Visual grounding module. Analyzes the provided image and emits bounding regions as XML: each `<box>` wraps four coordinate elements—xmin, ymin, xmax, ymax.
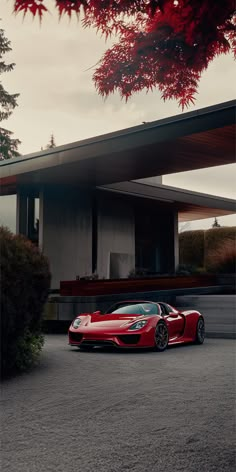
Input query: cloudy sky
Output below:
<box><xmin>1</xmin><ymin>0</ymin><xmax>235</xmax><ymax>231</ymax></box>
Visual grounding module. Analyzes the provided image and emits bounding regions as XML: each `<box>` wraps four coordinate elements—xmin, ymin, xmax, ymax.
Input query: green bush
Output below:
<box><xmin>176</xmin><ymin>264</ymin><xmax>197</xmax><ymax>275</ymax></box>
<box><xmin>15</xmin><ymin>329</ymin><xmax>44</xmax><ymax>371</ymax></box>
<box><xmin>0</xmin><ymin>226</ymin><xmax>51</xmax><ymax>377</ymax></box>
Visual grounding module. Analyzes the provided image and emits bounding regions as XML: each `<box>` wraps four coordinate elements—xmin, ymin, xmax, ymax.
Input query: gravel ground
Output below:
<box><xmin>1</xmin><ymin>336</ymin><xmax>236</xmax><ymax>472</ymax></box>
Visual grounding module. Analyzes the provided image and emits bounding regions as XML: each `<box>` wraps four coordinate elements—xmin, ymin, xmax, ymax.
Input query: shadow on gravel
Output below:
<box><xmin>0</xmin><ymin>360</ymin><xmax>49</xmax><ymax>383</ymax></box>
<box><xmin>68</xmin><ymin>346</ymin><xmax>153</xmax><ymax>355</ymax></box>
<box><xmin>67</xmin><ymin>341</ymin><xmax>204</xmax><ymax>355</ymax></box>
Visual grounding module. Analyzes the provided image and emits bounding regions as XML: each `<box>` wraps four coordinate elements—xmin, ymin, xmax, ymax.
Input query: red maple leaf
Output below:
<box><xmin>13</xmin><ymin>0</ymin><xmax>236</xmax><ymax>107</ymax></box>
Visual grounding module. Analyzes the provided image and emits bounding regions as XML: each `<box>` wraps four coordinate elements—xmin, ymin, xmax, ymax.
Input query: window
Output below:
<box><xmin>159</xmin><ymin>303</ymin><xmax>178</xmax><ymax>315</ymax></box>
<box><xmin>165</xmin><ymin>304</ymin><xmax>179</xmax><ymax>314</ymax></box>
<box><xmin>106</xmin><ymin>302</ymin><xmax>159</xmax><ymax>316</ymax></box>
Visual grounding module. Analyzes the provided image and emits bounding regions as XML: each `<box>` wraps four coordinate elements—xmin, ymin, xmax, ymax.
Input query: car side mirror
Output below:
<box><xmin>168</xmin><ymin>312</ymin><xmax>179</xmax><ymax>318</ymax></box>
<box><xmin>93</xmin><ymin>310</ymin><xmax>102</xmax><ymax>315</ymax></box>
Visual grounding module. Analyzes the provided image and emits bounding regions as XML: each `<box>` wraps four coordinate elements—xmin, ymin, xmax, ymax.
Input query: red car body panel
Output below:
<box><xmin>68</xmin><ymin>300</ymin><xmax>204</xmax><ymax>349</ymax></box>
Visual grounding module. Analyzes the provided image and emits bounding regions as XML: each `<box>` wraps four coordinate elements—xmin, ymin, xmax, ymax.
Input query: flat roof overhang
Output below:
<box><xmin>98</xmin><ymin>181</ymin><xmax>236</xmax><ymax>222</ymax></box>
<box><xmin>0</xmin><ymin>100</ymin><xmax>235</xmax><ymax>196</ymax></box>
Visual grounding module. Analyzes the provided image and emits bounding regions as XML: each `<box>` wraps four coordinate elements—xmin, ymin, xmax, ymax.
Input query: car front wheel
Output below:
<box><xmin>154</xmin><ymin>322</ymin><xmax>169</xmax><ymax>352</ymax></box>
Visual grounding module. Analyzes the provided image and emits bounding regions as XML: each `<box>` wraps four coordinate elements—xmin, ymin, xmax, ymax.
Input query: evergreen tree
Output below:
<box><xmin>0</xmin><ymin>24</ymin><xmax>20</xmax><ymax>160</ymax></box>
<box><xmin>212</xmin><ymin>218</ymin><xmax>221</xmax><ymax>228</ymax></box>
<box><xmin>46</xmin><ymin>134</ymin><xmax>56</xmax><ymax>149</ymax></box>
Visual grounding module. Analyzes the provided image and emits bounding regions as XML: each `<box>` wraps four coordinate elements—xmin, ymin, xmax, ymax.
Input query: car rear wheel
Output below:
<box><xmin>195</xmin><ymin>317</ymin><xmax>205</xmax><ymax>344</ymax></box>
<box><xmin>154</xmin><ymin>322</ymin><xmax>169</xmax><ymax>352</ymax></box>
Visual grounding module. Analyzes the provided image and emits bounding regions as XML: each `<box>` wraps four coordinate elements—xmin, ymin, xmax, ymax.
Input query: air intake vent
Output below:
<box><xmin>118</xmin><ymin>335</ymin><xmax>140</xmax><ymax>345</ymax></box>
<box><xmin>69</xmin><ymin>332</ymin><xmax>83</xmax><ymax>343</ymax></box>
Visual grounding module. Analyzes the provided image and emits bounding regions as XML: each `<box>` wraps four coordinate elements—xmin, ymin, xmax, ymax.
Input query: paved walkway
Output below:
<box><xmin>1</xmin><ymin>336</ymin><xmax>235</xmax><ymax>472</ymax></box>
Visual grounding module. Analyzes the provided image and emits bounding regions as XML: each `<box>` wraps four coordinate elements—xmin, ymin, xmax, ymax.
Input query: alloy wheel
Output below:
<box><xmin>155</xmin><ymin>323</ymin><xmax>168</xmax><ymax>351</ymax></box>
<box><xmin>196</xmin><ymin>318</ymin><xmax>205</xmax><ymax>344</ymax></box>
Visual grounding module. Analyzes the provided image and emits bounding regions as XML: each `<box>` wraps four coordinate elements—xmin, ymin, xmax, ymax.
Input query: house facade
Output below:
<box><xmin>0</xmin><ymin>100</ymin><xmax>235</xmax><ymax>288</ymax></box>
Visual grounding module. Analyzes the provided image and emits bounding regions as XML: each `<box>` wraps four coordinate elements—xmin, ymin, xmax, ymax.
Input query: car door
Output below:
<box><xmin>160</xmin><ymin>304</ymin><xmax>185</xmax><ymax>340</ymax></box>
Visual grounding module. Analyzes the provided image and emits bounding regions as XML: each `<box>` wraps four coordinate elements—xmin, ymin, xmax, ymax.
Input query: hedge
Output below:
<box><xmin>0</xmin><ymin>226</ymin><xmax>51</xmax><ymax>377</ymax></box>
<box><xmin>179</xmin><ymin>226</ymin><xmax>236</xmax><ymax>271</ymax></box>
<box><xmin>206</xmin><ymin>239</ymin><xmax>236</xmax><ymax>273</ymax></box>
<box><xmin>179</xmin><ymin>230</ymin><xmax>204</xmax><ymax>268</ymax></box>
<box><xmin>205</xmin><ymin>227</ymin><xmax>236</xmax><ymax>267</ymax></box>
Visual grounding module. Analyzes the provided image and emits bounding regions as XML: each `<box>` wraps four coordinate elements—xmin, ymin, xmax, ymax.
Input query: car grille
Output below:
<box><xmin>118</xmin><ymin>335</ymin><xmax>141</xmax><ymax>345</ymax></box>
<box><xmin>81</xmin><ymin>340</ymin><xmax>116</xmax><ymax>347</ymax></box>
<box><xmin>69</xmin><ymin>332</ymin><xmax>83</xmax><ymax>343</ymax></box>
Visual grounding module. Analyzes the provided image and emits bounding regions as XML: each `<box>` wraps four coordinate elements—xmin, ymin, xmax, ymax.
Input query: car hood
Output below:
<box><xmin>79</xmin><ymin>313</ymin><xmax>147</xmax><ymax>329</ymax></box>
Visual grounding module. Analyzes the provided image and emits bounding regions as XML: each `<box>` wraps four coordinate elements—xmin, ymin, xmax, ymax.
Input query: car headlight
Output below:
<box><xmin>129</xmin><ymin>320</ymin><xmax>148</xmax><ymax>330</ymax></box>
<box><xmin>72</xmin><ymin>318</ymin><xmax>81</xmax><ymax>329</ymax></box>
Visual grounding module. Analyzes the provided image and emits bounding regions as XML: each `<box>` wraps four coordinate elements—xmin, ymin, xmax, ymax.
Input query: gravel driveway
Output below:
<box><xmin>1</xmin><ymin>336</ymin><xmax>235</xmax><ymax>472</ymax></box>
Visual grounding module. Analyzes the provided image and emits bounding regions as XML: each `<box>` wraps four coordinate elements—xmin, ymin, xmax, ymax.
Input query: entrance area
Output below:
<box><xmin>135</xmin><ymin>200</ymin><xmax>177</xmax><ymax>275</ymax></box>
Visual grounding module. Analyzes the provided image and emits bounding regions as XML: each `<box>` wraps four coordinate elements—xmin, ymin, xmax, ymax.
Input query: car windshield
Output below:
<box><xmin>106</xmin><ymin>303</ymin><xmax>159</xmax><ymax>316</ymax></box>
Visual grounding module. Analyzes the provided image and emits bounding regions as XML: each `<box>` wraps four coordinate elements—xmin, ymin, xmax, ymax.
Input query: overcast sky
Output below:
<box><xmin>1</xmin><ymin>0</ymin><xmax>235</xmax><ymax>232</ymax></box>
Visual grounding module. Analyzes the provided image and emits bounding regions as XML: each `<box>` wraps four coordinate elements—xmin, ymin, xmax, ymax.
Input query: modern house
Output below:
<box><xmin>0</xmin><ymin>100</ymin><xmax>235</xmax><ymax>289</ymax></box>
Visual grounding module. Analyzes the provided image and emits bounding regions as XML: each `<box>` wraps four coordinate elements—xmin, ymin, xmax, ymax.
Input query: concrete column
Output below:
<box><xmin>27</xmin><ymin>197</ymin><xmax>35</xmax><ymax>240</ymax></box>
<box><xmin>165</xmin><ymin>210</ymin><xmax>179</xmax><ymax>272</ymax></box>
<box><xmin>158</xmin><ymin>209</ymin><xmax>179</xmax><ymax>274</ymax></box>
<box><xmin>38</xmin><ymin>188</ymin><xmax>44</xmax><ymax>250</ymax></box>
<box><xmin>16</xmin><ymin>192</ymin><xmax>28</xmax><ymax>236</ymax></box>
<box><xmin>40</xmin><ymin>186</ymin><xmax>93</xmax><ymax>288</ymax></box>
<box><xmin>173</xmin><ymin>211</ymin><xmax>179</xmax><ymax>271</ymax></box>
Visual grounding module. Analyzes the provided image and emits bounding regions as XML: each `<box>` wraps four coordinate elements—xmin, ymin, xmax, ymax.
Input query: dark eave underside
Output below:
<box><xmin>98</xmin><ymin>181</ymin><xmax>236</xmax><ymax>222</ymax></box>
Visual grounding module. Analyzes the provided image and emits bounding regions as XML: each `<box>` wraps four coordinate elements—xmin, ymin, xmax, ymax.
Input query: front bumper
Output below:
<box><xmin>68</xmin><ymin>329</ymin><xmax>154</xmax><ymax>348</ymax></box>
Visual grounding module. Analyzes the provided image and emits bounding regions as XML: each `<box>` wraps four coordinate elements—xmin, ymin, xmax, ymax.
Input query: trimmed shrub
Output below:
<box><xmin>206</xmin><ymin>239</ymin><xmax>236</xmax><ymax>273</ymax></box>
<box><xmin>205</xmin><ymin>226</ymin><xmax>236</xmax><ymax>266</ymax></box>
<box><xmin>175</xmin><ymin>264</ymin><xmax>207</xmax><ymax>275</ymax></box>
<box><xmin>179</xmin><ymin>230</ymin><xmax>204</xmax><ymax>267</ymax></box>
<box><xmin>128</xmin><ymin>267</ymin><xmax>149</xmax><ymax>278</ymax></box>
<box><xmin>179</xmin><ymin>226</ymin><xmax>236</xmax><ymax>270</ymax></box>
<box><xmin>0</xmin><ymin>226</ymin><xmax>51</xmax><ymax>377</ymax></box>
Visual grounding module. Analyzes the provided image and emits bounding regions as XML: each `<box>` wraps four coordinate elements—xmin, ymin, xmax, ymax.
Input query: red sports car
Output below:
<box><xmin>68</xmin><ymin>300</ymin><xmax>205</xmax><ymax>351</ymax></box>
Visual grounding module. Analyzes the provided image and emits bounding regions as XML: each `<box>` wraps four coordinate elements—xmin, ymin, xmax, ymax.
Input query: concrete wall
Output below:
<box><xmin>96</xmin><ymin>193</ymin><xmax>135</xmax><ymax>278</ymax></box>
<box><xmin>45</xmin><ymin>292</ymin><xmax>236</xmax><ymax>339</ymax></box>
<box><xmin>176</xmin><ymin>294</ymin><xmax>236</xmax><ymax>338</ymax></box>
<box><xmin>16</xmin><ymin>186</ymin><xmax>178</xmax><ymax>287</ymax></box>
<box><xmin>40</xmin><ymin>187</ymin><xmax>92</xmax><ymax>288</ymax></box>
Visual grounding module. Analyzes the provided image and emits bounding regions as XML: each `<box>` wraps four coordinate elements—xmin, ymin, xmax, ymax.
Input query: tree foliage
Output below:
<box><xmin>13</xmin><ymin>1</ymin><xmax>236</xmax><ymax>108</ymax></box>
<box><xmin>0</xmin><ymin>226</ymin><xmax>51</xmax><ymax>377</ymax></box>
<box><xmin>0</xmin><ymin>25</ymin><xmax>21</xmax><ymax>159</ymax></box>
<box><xmin>0</xmin><ymin>127</ymin><xmax>21</xmax><ymax>160</ymax></box>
